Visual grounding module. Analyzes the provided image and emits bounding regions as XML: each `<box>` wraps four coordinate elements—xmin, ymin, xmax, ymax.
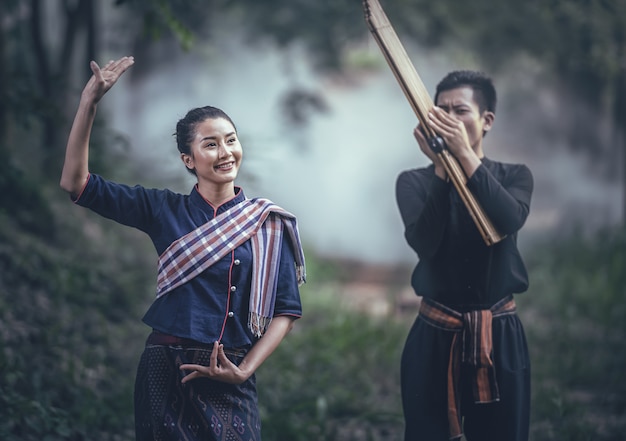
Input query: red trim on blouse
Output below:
<box><xmin>72</xmin><ymin>173</ymin><xmax>92</xmax><ymax>203</ymax></box>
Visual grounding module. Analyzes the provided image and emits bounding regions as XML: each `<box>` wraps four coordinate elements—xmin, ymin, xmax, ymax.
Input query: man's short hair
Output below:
<box><xmin>434</xmin><ymin>70</ymin><xmax>497</xmax><ymax>114</ymax></box>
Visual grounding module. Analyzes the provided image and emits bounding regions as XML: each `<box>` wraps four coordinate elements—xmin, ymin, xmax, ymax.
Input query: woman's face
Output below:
<box><xmin>182</xmin><ymin>117</ymin><xmax>243</xmax><ymax>187</ymax></box>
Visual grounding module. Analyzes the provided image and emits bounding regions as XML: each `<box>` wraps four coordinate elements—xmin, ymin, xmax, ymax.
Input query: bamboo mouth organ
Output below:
<box><xmin>363</xmin><ymin>0</ymin><xmax>505</xmax><ymax>246</ymax></box>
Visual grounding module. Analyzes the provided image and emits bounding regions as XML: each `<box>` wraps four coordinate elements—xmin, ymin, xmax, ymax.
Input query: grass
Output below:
<box><xmin>2</xmin><ymin>186</ymin><xmax>624</xmax><ymax>440</ymax></box>
<box><xmin>257</xmin><ymin>284</ymin><xmax>409</xmax><ymax>441</ymax></box>
<box><xmin>259</xmin><ymin>228</ymin><xmax>626</xmax><ymax>441</ymax></box>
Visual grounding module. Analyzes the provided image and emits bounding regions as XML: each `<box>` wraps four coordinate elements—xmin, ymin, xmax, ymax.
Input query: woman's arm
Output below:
<box><xmin>179</xmin><ymin>315</ymin><xmax>296</xmax><ymax>385</ymax></box>
<box><xmin>60</xmin><ymin>57</ymin><xmax>134</xmax><ymax>198</ymax></box>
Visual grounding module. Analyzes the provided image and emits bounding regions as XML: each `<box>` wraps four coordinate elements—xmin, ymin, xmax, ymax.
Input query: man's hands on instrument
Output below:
<box><xmin>413</xmin><ymin>124</ymin><xmax>447</xmax><ymax>180</ymax></box>
<box><xmin>413</xmin><ymin>106</ymin><xmax>482</xmax><ymax>179</ymax></box>
<box><xmin>427</xmin><ymin>107</ymin><xmax>482</xmax><ymax>177</ymax></box>
<box><xmin>179</xmin><ymin>341</ymin><xmax>250</xmax><ymax>385</ymax></box>
<box><xmin>427</xmin><ymin>107</ymin><xmax>476</xmax><ymax>160</ymax></box>
<box><xmin>82</xmin><ymin>56</ymin><xmax>134</xmax><ymax>104</ymax></box>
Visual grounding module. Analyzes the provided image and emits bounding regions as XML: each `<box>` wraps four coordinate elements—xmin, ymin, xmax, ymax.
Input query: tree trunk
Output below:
<box><xmin>0</xmin><ymin>13</ymin><xmax>7</xmax><ymax>154</ymax></box>
<box><xmin>615</xmin><ymin>59</ymin><xmax>626</xmax><ymax>227</ymax></box>
<box><xmin>30</xmin><ymin>0</ymin><xmax>96</xmax><ymax>179</ymax></box>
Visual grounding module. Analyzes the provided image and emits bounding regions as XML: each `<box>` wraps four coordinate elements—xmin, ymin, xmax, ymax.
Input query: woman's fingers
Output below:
<box><xmin>107</xmin><ymin>56</ymin><xmax>134</xmax><ymax>74</ymax></box>
<box><xmin>179</xmin><ymin>341</ymin><xmax>223</xmax><ymax>383</ymax></box>
<box><xmin>179</xmin><ymin>364</ymin><xmax>204</xmax><ymax>384</ymax></box>
<box><xmin>92</xmin><ymin>56</ymin><xmax>134</xmax><ymax>80</ymax></box>
<box><xmin>89</xmin><ymin>60</ymin><xmax>100</xmax><ymax>75</ymax></box>
<box><xmin>209</xmin><ymin>341</ymin><xmax>220</xmax><ymax>367</ymax></box>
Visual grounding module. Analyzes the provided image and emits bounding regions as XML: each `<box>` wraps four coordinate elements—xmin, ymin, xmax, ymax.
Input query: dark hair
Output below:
<box><xmin>434</xmin><ymin>70</ymin><xmax>497</xmax><ymax>114</ymax></box>
<box><xmin>175</xmin><ymin>106</ymin><xmax>237</xmax><ymax>156</ymax></box>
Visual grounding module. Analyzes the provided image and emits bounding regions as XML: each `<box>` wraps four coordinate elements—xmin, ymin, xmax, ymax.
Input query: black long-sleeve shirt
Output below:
<box><xmin>396</xmin><ymin>157</ymin><xmax>533</xmax><ymax>309</ymax></box>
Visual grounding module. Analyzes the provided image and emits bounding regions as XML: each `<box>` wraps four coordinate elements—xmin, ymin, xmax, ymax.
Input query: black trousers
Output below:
<box><xmin>401</xmin><ymin>309</ymin><xmax>530</xmax><ymax>441</ymax></box>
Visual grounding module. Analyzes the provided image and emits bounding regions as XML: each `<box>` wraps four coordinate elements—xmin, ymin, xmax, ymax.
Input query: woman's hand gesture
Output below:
<box><xmin>179</xmin><ymin>342</ymin><xmax>250</xmax><ymax>385</ymax></box>
<box><xmin>82</xmin><ymin>56</ymin><xmax>134</xmax><ymax>104</ymax></box>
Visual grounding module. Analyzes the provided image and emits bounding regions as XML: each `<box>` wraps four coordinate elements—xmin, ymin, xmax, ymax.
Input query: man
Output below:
<box><xmin>395</xmin><ymin>70</ymin><xmax>533</xmax><ymax>441</ymax></box>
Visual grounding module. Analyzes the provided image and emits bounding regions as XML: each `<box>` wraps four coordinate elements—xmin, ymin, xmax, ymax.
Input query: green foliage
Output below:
<box><xmin>2</xmin><ymin>1</ymin><xmax>624</xmax><ymax>439</ymax></box>
<box><xmin>2</xmin><ymin>170</ymin><xmax>625</xmax><ymax>440</ymax></box>
<box><xmin>398</xmin><ymin>0</ymin><xmax>626</xmax><ymax>164</ymax></box>
<box><xmin>231</xmin><ymin>0</ymin><xmax>366</xmax><ymax>71</ymax></box>
<box><xmin>0</xmin><ymin>182</ymin><xmax>153</xmax><ymax>440</ymax></box>
<box><xmin>0</xmin><ymin>154</ymin><xmax>623</xmax><ymax>440</ymax></box>
<box><xmin>0</xmin><ymin>155</ymin><xmax>54</xmax><ymax>237</ymax></box>
<box><xmin>138</xmin><ymin>0</ymin><xmax>196</xmax><ymax>50</ymax></box>
<box><xmin>519</xmin><ymin>227</ymin><xmax>626</xmax><ymax>440</ymax></box>
<box><xmin>257</xmin><ymin>285</ymin><xmax>408</xmax><ymax>441</ymax></box>
<box><xmin>391</xmin><ymin>0</ymin><xmax>625</xmax><ymax>94</ymax></box>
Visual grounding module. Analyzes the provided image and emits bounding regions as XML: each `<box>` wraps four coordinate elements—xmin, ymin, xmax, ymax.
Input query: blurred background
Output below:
<box><xmin>1</xmin><ymin>0</ymin><xmax>624</xmax><ymax>440</ymax></box>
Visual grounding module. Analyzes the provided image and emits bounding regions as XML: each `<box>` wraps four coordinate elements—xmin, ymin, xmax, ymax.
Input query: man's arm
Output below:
<box><xmin>468</xmin><ymin>164</ymin><xmax>533</xmax><ymax>235</ymax></box>
<box><xmin>396</xmin><ymin>169</ymin><xmax>450</xmax><ymax>259</ymax></box>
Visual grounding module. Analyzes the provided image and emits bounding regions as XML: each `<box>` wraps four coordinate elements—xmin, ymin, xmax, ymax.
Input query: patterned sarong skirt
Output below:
<box><xmin>134</xmin><ymin>334</ymin><xmax>261</xmax><ymax>441</ymax></box>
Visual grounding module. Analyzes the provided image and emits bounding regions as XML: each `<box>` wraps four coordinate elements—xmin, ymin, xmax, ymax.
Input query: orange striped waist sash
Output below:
<box><xmin>418</xmin><ymin>295</ymin><xmax>517</xmax><ymax>439</ymax></box>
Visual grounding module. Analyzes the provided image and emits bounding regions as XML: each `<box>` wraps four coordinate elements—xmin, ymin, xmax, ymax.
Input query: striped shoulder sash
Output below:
<box><xmin>156</xmin><ymin>198</ymin><xmax>306</xmax><ymax>337</ymax></box>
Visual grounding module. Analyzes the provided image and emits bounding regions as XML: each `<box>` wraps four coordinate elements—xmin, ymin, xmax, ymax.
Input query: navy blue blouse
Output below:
<box><xmin>74</xmin><ymin>174</ymin><xmax>302</xmax><ymax>347</ymax></box>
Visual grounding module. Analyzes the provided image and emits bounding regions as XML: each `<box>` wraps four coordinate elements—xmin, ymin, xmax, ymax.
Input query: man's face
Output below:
<box><xmin>436</xmin><ymin>86</ymin><xmax>494</xmax><ymax>151</ymax></box>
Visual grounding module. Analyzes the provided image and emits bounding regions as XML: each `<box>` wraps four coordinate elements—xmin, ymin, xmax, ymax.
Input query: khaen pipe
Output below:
<box><xmin>363</xmin><ymin>0</ymin><xmax>504</xmax><ymax>246</ymax></box>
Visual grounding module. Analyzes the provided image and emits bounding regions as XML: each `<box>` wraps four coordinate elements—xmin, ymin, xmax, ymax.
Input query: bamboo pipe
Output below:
<box><xmin>363</xmin><ymin>0</ymin><xmax>505</xmax><ymax>246</ymax></box>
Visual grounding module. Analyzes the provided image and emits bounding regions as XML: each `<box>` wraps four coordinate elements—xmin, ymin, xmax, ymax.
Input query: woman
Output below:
<box><xmin>60</xmin><ymin>56</ymin><xmax>305</xmax><ymax>441</ymax></box>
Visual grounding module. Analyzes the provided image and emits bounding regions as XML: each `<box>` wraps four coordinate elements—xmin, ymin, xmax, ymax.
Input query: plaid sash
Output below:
<box><xmin>156</xmin><ymin>198</ymin><xmax>306</xmax><ymax>337</ymax></box>
<box><xmin>418</xmin><ymin>295</ymin><xmax>517</xmax><ymax>439</ymax></box>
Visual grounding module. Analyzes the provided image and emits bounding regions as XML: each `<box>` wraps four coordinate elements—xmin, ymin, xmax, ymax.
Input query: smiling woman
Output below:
<box><xmin>59</xmin><ymin>56</ymin><xmax>306</xmax><ymax>441</ymax></box>
<box><xmin>177</xmin><ymin>107</ymin><xmax>243</xmax><ymax>205</ymax></box>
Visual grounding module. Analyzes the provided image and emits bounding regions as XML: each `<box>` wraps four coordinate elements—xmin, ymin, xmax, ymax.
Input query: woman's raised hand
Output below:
<box><xmin>82</xmin><ymin>56</ymin><xmax>134</xmax><ymax>104</ymax></box>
